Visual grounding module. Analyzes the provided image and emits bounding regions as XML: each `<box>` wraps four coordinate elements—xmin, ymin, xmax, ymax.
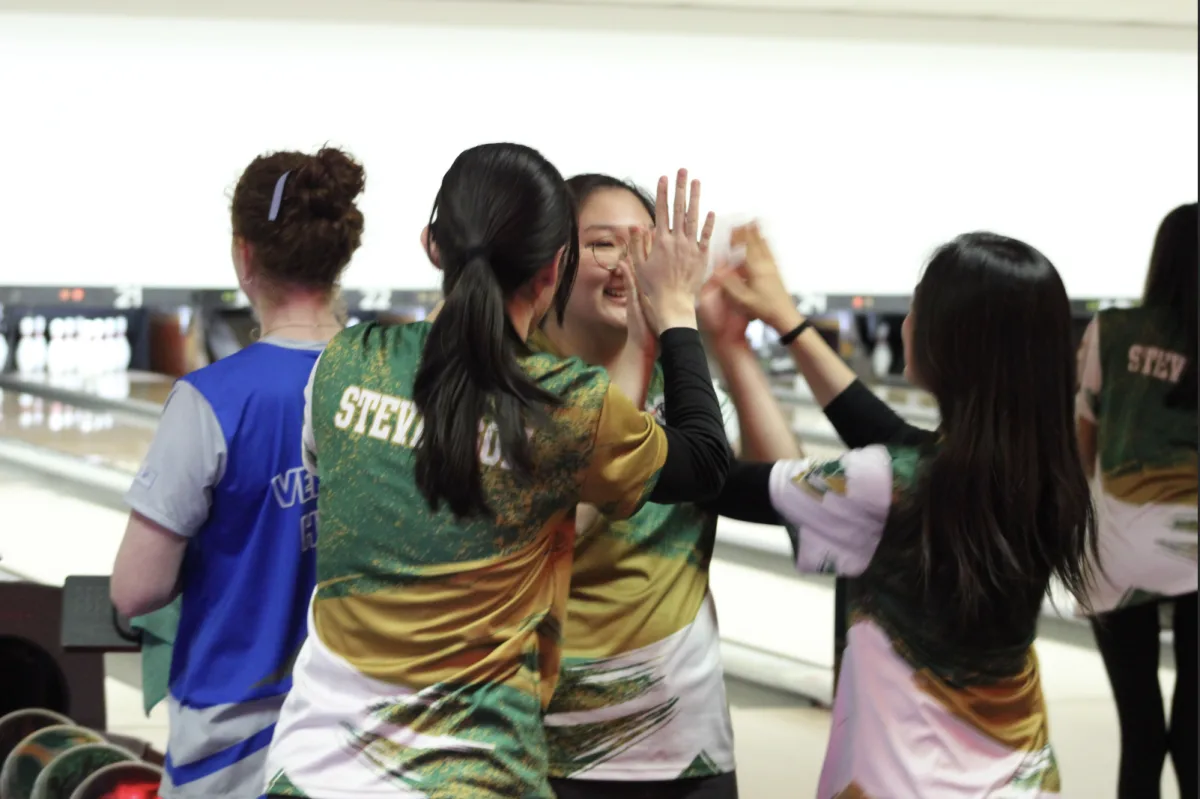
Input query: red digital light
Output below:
<box><xmin>72</xmin><ymin>288</ymin><xmax>84</xmax><ymax>301</ymax></box>
<box><xmin>852</xmin><ymin>296</ymin><xmax>864</xmax><ymax>309</ymax></box>
<box><xmin>58</xmin><ymin>288</ymin><xmax>70</xmax><ymax>302</ymax></box>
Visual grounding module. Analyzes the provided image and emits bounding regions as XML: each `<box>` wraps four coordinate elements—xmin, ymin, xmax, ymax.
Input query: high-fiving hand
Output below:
<box><xmin>714</xmin><ymin>222</ymin><xmax>803</xmax><ymax>334</ymax></box>
<box><xmin>628</xmin><ymin>169</ymin><xmax>716</xmax><ymax>334</ymax></box>
<box><xmin>698</xmin><ymin>260</ymin><xmax>752</xmax><ymax>349</ymax></box>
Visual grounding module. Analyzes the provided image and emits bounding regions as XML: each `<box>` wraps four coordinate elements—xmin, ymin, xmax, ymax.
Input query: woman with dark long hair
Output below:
<box><xmin>532</xmin><ymin>174</ymin><xmax>780</xmax><ymax>799</ymax></box>
<box><xmin>260</xmin><ymin>147</ymin><xmax>731</xmax><ymax>798</ymax></box>
<box><xmin>706</xmin><ymin>224</ymin><xmax>1098</xmax><ymax>796</ymax></box>
<box><xmin>1075</xmin><ymin>203</ymin><xmax>1197</xmax><ymax>799</ymax></box>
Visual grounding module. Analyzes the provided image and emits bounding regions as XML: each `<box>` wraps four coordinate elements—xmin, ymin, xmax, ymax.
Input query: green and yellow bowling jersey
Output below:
<box><xmin>263</xmin><ymin>321</ymin><xmax>670</xmax><ymax>799</ymax></box>
<box><xmin>1076</xmin><ymin>307</ymin><xmax>1197</xmax><ymax>613</ymax></box>
<box><xmin>530</xmin><ymin>330</ymin><xmax>739</xmax><ymax>782</ymax></box>
<box><xmin>766</xmin><ymin>448</ymin><xmax>1060</xmax><ymax>796</ymax></box>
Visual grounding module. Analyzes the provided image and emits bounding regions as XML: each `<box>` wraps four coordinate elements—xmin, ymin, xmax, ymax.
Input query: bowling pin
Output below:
<box><xmin>31</xmin><ymin>316</ymin><xmax>47</xmax><ymax>372</ymax></box>
<box><xmin>46</xmin><ymin>319</ymin><xmax>66</xmax><ymax>375</ymax></box>
<box><xmin>91</xmin><ymin>318</ymin><xmax>108</xmax><ymax>375</ymax></box>
<box><xmin>74</xmin><ymin>316</ymin><xmax>89</xmax><ymax>374</ymax></box>
<box><xmin>63</xmin><ymin>317</ymin><xmax>81</xmax><ymax>375</ymax></box>
<box><xmin>80</xmin><ymin>318</ymin><xmax>98</xmax><ymax>376</ymax></box>
<box><xmin>14</xmin><ymin>317</ymin><xmax>35</xmax><ymax>374</ymax></box>
<box><xmin>872</xmin><ymin>322</ymin><xmax>892</xmax><ymax>379</ymax></box>
<box><xmin>115</xmin><ymin>316</ymin><xmax>132</xmax><ymax>371</ymax></box>
<box><xmin>74</xmin><ymin>318</ymin><xmax>91</xmax><ymax>376</ymax></box>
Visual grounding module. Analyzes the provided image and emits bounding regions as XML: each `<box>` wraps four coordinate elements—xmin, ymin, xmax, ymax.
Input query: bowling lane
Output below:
<box><xmin>0</xmin><ymin>462</ymin><xmax>128</xmax><ymax>586</ymax></box>
<box><xmin>0</xmin><ymin>371</ymin><xmax>172</xmax><ymax>417</ymax></box>
<box><xmin>768</xmin><ymin>376</ymin><xmax>940</xmax><ymax>428</ymax></box>
<box><xmin>0</xmin><ymin>389</ymin><xmax>153</xmax><ymax>474</ymax></box>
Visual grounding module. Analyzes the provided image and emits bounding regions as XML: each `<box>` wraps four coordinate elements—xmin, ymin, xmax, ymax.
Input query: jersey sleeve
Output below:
<box><xmin>579</xmin><ymin>382</ymin><xmax>668</xmax><ymax>521</ymax></box>
<box><xmin>767</xmin><ymin>445</ymin><xmax>895</xmax><ymax>577</ymax></box>
<box><xmin>1075</xmin><ymin>316</ymin><xmax>1102</xmax><ymax>423</ymax></box>
<box><xmin>124</xmin><ymin>381</ymin><xmax>227</xmax><ymax>538</ymax></box>
<box><xmin>301</xmin><ymin>355</ymin><xmax>320</xmax><ymax>476</ymax></box>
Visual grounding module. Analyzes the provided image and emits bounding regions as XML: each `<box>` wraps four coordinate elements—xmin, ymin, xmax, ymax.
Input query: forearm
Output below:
<box><xmin>111</xmin><ymin>512</ymin><xmax>187</xmax><ymax>619</ymax></box>
<box><xmin>768</xmin><ymin>311</ymin><xmax>922</xmax><ymax>448</ymax></box>
<box><xmin>758</xmin><ymin>302</ymin><xmax>857</xmax><ymax>409</ymax></box>
<box><xmin>784</xmin><ymin>325</ymin><xmax>858</xmax><ymax>410</ymax></box>
<box><xmin>609</xmin><ymin>338</ymin><xmax>657</xmax><ymax>409</ymax></box>
<box><xmin>712</xmin><ymin>340</ymin><xmax>801</xmax><ymax>460</ymax></box>
<box><xmin>648</xmin><ymin>329</ymin><xmax>732</xmax><ymax>504</ymax></box>
<box><xmin>824</xmin><ymin>379</ymin><xmax>933</xmax><ymax>449</ymax></box>
<box><xmin>703</xmin><ymin>460</ymin><xmax>781</xmax><ymax>525</ymax></box>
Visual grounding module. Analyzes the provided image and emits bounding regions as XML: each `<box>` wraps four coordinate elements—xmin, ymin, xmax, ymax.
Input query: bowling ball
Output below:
<box><xmin>0</xmin><ymin>710</ymin><xmax>74</xmax><ymax>777</ymax></box>
<box><xmin>0</xmin><ymin>725</ymin><xmax>105</xmax><ymax>799</ymax></box>
<box><xmin>31</xmin><ymin>743</ymin><xmax>135</xmax><ymax>799</ymax></box>
<box><xmin>65</xmin><ymin>760</ymin><xmax>162</xmax><ymax>799</ymax></box>
<box><xmin>98</xmin><ymin>785</ymin><xmax>157</xmax><ymax>799</ymax></box>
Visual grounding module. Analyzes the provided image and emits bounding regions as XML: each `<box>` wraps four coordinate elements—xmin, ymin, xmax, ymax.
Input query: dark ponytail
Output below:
<box><xmin>413</xmin><ymin>143</ymin><xmax>579</xmax><ymax>519</ymax></box>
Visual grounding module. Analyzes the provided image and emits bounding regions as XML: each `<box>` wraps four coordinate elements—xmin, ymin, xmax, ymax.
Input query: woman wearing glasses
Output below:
<box><xmin>534</xmin><ymin>174</ymin><xmax>797</xmax><ymax>799</ymax></box>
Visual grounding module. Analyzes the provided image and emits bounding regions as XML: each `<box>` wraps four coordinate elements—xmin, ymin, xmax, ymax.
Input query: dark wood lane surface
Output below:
<box><xmin>0</xmin><ymin>389</ymin><xmax>154</xmax><ymax>474</ymax></box>
<box><xmin>0</xmin><ymin>371</ymin><xmax>173</xmax><ymax>416</ymax></box>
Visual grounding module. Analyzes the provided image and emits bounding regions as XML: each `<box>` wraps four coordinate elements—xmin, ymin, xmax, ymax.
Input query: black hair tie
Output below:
<box><xmin>462</xmin><ymin>246</ymin><xmax>490</xmax><ymax>262</ymax></box>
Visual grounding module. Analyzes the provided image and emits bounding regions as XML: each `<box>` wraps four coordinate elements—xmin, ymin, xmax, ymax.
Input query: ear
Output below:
<box><xmin>420</xmin><ymin>225</ymin><xmax>442</xmax><ymax>270</ymax></box>
<box><xmin>532</xmin><ymin>247</ymin><xmax>564</xmax><ymax>296</ymax></box>
<box><xmin>232</xmin><ymin>236</ymin><xmax>255</xmax><ymax>284</ymax></box>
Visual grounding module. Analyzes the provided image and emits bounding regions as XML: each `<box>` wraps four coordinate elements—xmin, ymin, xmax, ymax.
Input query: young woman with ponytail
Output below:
<box><xmin>261</xmin><ymin>144</ymin><xmax>731</xmax><ymax>799</ymax></box>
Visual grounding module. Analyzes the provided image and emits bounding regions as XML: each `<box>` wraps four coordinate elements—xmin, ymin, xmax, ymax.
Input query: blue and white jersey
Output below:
<box><xmin>125</xmin><ymin>337</ymin><xmax>324</xmax><ymax>799</ymax></box>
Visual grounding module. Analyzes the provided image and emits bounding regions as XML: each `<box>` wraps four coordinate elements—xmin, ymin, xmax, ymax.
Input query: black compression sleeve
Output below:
<box><xmin>823</xmin><ymin>379</ymin><xmax>936</xmax><ymax>449</ymax></box>
<box><xmin>646</xmin><ymin>328</ymin><xmax>732</xmax><ymax>504</ymax></box>
<box><xmin>703</xmin><ymin>460</ymin><xmax>779</xmax><ymax>524</ymax></box>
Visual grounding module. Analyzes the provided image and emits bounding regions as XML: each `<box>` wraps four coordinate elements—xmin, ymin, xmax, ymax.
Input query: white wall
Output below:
<box><xmin>0</xmin><ymin>11</ymin><xmax>1195</xmax><ymax>295</ymax></box>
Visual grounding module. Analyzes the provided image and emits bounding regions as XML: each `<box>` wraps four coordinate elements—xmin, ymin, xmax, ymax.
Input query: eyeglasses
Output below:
<box><xmin>587</xmin><ymin>242</ymin><xmax>628</xmax><ymax>270</ymax></box>
<box><xmin>587</xmin><ymin>236</ymin><xmax>653</xmax><ymax>270</ymax></box>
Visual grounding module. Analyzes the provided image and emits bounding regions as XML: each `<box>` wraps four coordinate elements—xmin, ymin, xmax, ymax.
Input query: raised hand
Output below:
<box><xmin>628</xmin><ymin>169</ymin><xmax>716</xmax><ymax>334</ymax></box>
<box><xmin>613</xmin><ymin>260</ymin><xmax>656</xmax><ymax>362</ymax></box>
<box><xmin>715</xmin><ymin>222</ymin><xmax>802</xmax><ymax>333</ymax></box>
<box><xmin>698</xmin><ymin>261</ymin><xmax>751</xmax><ymax>349</ymax></box>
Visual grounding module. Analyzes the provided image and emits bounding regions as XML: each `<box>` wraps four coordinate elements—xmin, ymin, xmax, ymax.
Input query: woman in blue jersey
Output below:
<box><xmin>110</xmin><ymin>146</ymin><xmax>367</xmax><ymax>799</ymax></box>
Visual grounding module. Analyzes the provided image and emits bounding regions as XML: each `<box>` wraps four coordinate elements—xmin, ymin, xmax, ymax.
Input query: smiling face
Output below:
<box><xmin>566</xmin><ymin>188</ymin><xmax>655</xmax><ymax>334</ymax></box>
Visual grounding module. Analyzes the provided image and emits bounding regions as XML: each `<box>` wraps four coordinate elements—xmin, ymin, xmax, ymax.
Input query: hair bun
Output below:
<box><xmin>294</xmin><ymin>146</ymin><xmax>366</xmax><ymax>221</ymax></box>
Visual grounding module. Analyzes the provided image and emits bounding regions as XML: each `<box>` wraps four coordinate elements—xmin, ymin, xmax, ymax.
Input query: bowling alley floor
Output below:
<box><xmin>0</xmin><ymin>461</ymin><xmax>1184</xmax><ymax>798</ymax></box>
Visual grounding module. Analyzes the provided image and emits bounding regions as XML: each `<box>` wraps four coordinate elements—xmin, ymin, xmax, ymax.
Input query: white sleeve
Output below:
<box><xmin>124</xmin><ymin>381</ymin><xmax>227</xmax><ymax>537</ymax></box>
<box><xmin>1075</xmin><ymin>316</ymin><xmax>1102</xmax><ymax>423</ymax></box>
<box><xmin>301</xmin><ymin>355</ymin><xmax>320</xmax><ymax>476</ymax></box>
<box><xmin>767</xmin><ymin>445</ymin><xmax>895</xmax><ymax>577</ymax></box>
